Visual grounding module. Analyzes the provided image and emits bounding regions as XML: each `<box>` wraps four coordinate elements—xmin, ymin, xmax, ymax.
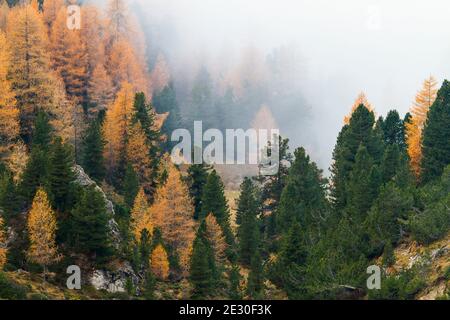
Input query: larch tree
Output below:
<box><xmin>27</xmin><ymin>188</ymin><xmax>60</xmax><ymax>278</ymax></box>
<box><xmin>6</xmin><ymin>5</ymin><xmax>58</xmax><ymax>140</ymax></box>
<box><xmin>126</xmin><ymin>121</ymin><xmax>153</xmax><ymax>193</ymax></box>
<box><xmin>7</xmin><ymin>140</ymin><xmax>28</xmax><ymax>183</ymax></box>
<box><xmin>88</xmin><ymin>64</ymin><xmax>114</xmax><ymax>118</ymax></box>
<box><xmin>406</xmin><ymin>76</ymin><xmax>438</xmax><ymax>180</ymax></box>
<box><xmin>50</xmin><ymin>8</ymin><xmax>88</xmax><ymax>105</ymax></box>
<box><xmin>344</xmin><ymin>92</ymin><xmax>375</xmax><ymax>124</ymax></box>
<box><xmin>205</xmin><ymin>213</ymin><xmax>227</xmax><ymax>264</ymax></box>
<box><xmin>103</xmin><ymin>82</ymin><xmax>135</xmax><ymax>174</ymax></box>
<box><xmin>149</xmin><ymin>162</ymin><xmax>195</xmax><ymax>274</ymax></box>
<box><xmin>151</xmin><ymin>53</ymin><xmax>170</xmax><ymax>94</ymax></box>
<box><xmin>150</xmin><ymin>244</ymin><xmax>170</xmax><ymax>280</ymax></box>
<box><xmin>106</xmin><ymin>0</ymin><xmax>130</xmax><ymax>46</ymax></box>
<box><xmin>42</xmin><ymin>0</ymin><xmax>64</xmax><ymax>30</ymax></box>
<box><xmin>130</xmin><ymin>187</ymin><xmax>153</xmax><ymax>242</ymax></box>
<box><xmin>0</xmin><ymin>31</ymin><xmax>20</xmax><ymax>159</ymax></box>
<box><xmin>0</xmin><ymin>1</ymin><xmax>9</xmax><ymax>31</ymax></box>
<box><xmin>80</xmin><ymin>4</ymin><xmax>106</xmax><ymax>74</ymax></box>
<box><xmin>0</xmin><ymin>214</ymin><xmax>7</xmax><ymax>270</ymax></box>
<box><xmin>107</xmin><ymin>39</ymin><xmax>149</xmax><ymax>96</ymax></box>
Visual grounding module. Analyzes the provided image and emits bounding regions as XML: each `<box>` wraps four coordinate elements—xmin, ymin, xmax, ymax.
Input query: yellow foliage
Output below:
<box><xmin>126</xmin><ymin>122</ymin><xmax>153</xmax><ymax>191</ymax></box>
<box><xmin>149</xmin><ymin>163</ymin><xmax>195</xmax><ymax>274</ymax></box>
<box><xmin>103</xmin><ymin>82</ymin><xmax>135</xmax><ymax>172</ymax></box>
<box><xmin>0</xmin><ymin>1</ymin><xmax>9</xmax><ymax>31</ymax></box>
<box><xmin>50</xmin><ymin>8</ymin><xmax>88</xmax><ymax>105</ymax></box>
<box><xmin>6</xmin><ymin>140</ymin><xmax>29</xmax><ymax>183</ymax></box>
<box><xmin>344</xmin><ymin>92</ymin><xmax>375</xmax><ymax>124</ymax></box>
<box><xmin>0</xmin><ymin>215</ymin><xmax>7</xmax><ymax>270</ymax></box>
<box><xmin>151</xmin><ymin>53</ymin><xmax>170</xmax><ymax>93</ymax></box>
<box><xmin>0</xmin><ymin>31</ymin><xmax>19</xmax><ymax>158</ymax></box>
<box><xmin>27</xmin><ymin>188</ymin><xmax>61</xmax><ymax>268</ymax></box>
<box><xmin>205</xmin><ymin>213</ymin><xmax>227</xmax><ymax>263</ymax></box>
<box><xmin>130</xmin><ymin>187</ymin><xmax>153</xmax><ymax>242</ymax></box>
<box><xmin>150</xmin><ymin>244</ymin><xmax>170</xmax><ymax>280</ymax></box>
<box><xmin>43</xmin><ymin>0</ymin><xmax>64</xmax><ymax>30</ymax></box>
<box><xmin>406</xmin><ymin>76</ymin><xmax>438</xmax><ymax>180</ymax></box>
<box><xmin>88</xmin><ymin>64</ymin><xmax>114</xmax><ymax>118</ymax></box>
<box><xmin>6</xmin><ymin>5</ymin><xmax>59</xmax><ymax>137</ymax></box>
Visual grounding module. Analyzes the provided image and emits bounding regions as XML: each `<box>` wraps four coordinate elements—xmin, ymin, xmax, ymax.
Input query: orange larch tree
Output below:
<box><xmin>150</xmin><ymin>244</ymin><xmax>170</xmax><ymax>280</ymax></box>
<box><xmin>50</xmin><ymin>8</ymin><xmax>88</xmax><ymax>105</ymax></box>
<box><xmin>42</xmin><ymin>0</ymin><xmax>64</xmax><ymax>30</ymax></box>
<box><xmin>103</xmin><ymin>82</ymin><xmax>135</xmax><ymax>173</ymax></box>
<box><xmin>27</xmin><ymin>188</ymin><xmax>61</xmax><ymax>279</ymax></box>
<box><xmin>88</xmin><ymin>64</ymin><xmax>115</xmax><ymax>118</ymax></box>
<box><xmin>6</xmin><ymin>5</ymin><xmax>58</xmax><ymax>138</ymax></box>
<box><xmin>205</xmin><ymin>213</ymin><xmax>227</xmax><ymax>264</ymax></box>
<box><xmin>130</xmin><ymin>187</ymin><xmax>153</xmax><ymax>242</ymax></box>
<box><xmin>0</xmin><ymin>30</ymin><xmax>20</xmax><ymax>159</ymax></box>
<box><xmin>406</xmin><ymin>76</ymin><xmax>438</xmax><ymax>179</ymax></box>
<box><xmin>149</xmin><ymin>162</ymin><xmax>196</xmax><ymax>274</ymax></box>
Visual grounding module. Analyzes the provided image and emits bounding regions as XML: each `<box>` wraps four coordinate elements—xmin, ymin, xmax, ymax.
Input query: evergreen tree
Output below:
<box><xmin>47</xmin><ymin>137</ymin><xmax>75</xmax><ymax>212</ymax></box>
<box><xmin>276</xmin><ymin>147</ymin><xmax>328</xmax><ymax>236</ymax></box>
<box><xmin>246</xmin><ymin>249</ymin><xmax>264</xmax><ymax>299</ymax></box>
<box><xmin>200</xmin><ymin>170</ymin><xmax>234</xmax><ymax>247</ymax></box>
<box><xmin>32</xmin><ymin>111</ymin><xmax>52</xmax><ymax>151</ymax></box>
<box><xmin>187</xmin><ymin>161</ymin><xmax>211</xmax><ymax>220</ymax></box>
<box><xmin>19</xmin><ymin>148</ymin><xmax>49</xmax><ymax>205</ymax></box>
<box><xmin>275</xmin><ymin>222</ymin><xmax>308</xmax><ymax>299</ymax></box>
<box><xmin>82</xmin><ymin>119</ymin><xmax>106</xmax><ymax>182</ymax></box>
<box><xmin>70</xmin><ymin>186</ymin><xmax>112</xmax><ymax>264</ymax></box>
<box><xmin>152</xmin><ymin>82</ymin><xmax>181</xmax><ymax>152</ymax></box>
<box><xmin>236</xmin><ymin>178</ymin><xmax>260</xmax><ymax>266</ymax></box>
<box><xmin>0</xmin><ymin>170</ymin><xmax>19</xmax><ymax>218</ymax></box>
<box><xmin>330</xmin><ymin>105</ymin><xmax>383</xmax><ymax>211</ymax></box>
<box><xmin>421</xmin><ymin>80</ymin><xmax>450</xmax><ymax>184</ymax></box>
<box><xmin>228</xmin><ymin>264</ymin><xmax>243</xmax><ymax>300</ymax></box>
<box><xmin>190</xmin><ymin>221</ymin><xmax>215</xmax><ymax>299</ymax></box>
<box><xmin>123</xmin><ymin>164</ymin><xmax>139</xmax><ymax>208</ymax></box>
<box><xmin>380</xmin><ymin>110</ymin><xmax>407</xmax><ymax>150</ymax></box>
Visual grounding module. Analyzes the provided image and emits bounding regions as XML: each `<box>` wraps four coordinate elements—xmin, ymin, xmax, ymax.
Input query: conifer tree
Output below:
<box><xmin>200</xmin><ymin>170</ymin><xmax>234</xmax><ymax>247</ymax></box>
<box><xmin>236</xmin><ymin>178</ymin><xmax>260</xmax><ymax>266</ymax></box>
<box><xmin>0</xmin><ymin>31</ymin><xmax>19</xmax><ymax>159</ymax></box>
<box><xmin>150</xmin><ymin>244</ymin><xmax>170</xmax><ymax>280</ymax></box>
<box><xmin>344</xmin><ymin>92</ymin><xmax>374</xmax><ymax>124</ymax></box>
<box><xmin>27</xmin><ymin>188</ymin><xmax>60</xmax><ymax>278</ymax></box>
<box><xmin>380</xmin><ymin>110</ymin><xmax>406</xmax><ymax>149</ymax></box>
<box><xmin>130</xmin><ymin>187</ymin><xmax>153</xmax><ymax>243</ymax></box>
<box><xmin>274</xmin><ymin>222</ymin><xmax>308</xmax><ymax>299</ymax></box>
<box><xmin>82</xmin><ymin>119</ymin><xmax>106</xmax><ymax>182</ymax></box>
<box><xmin>70</xmin><ymin>185</ymin><xmax>112</xmax><ymax>263</ymax></box>
<box><xmin>205</xmin><ymin>213</ymin><xmax>227</xmax><ymax>264</ymax></box>
<box><xmin>421</xmin><ymin>80</ymin><xmax>450</xmax><ymax>184</ymax></box>
<box><xmin>123</xmin><ymin>164</ymin><xmax>139</xmax><ymax>208</ymax></box>
<box><xmin>32</xmin><ymin>111</ymin><xmax>52</xmax><ymax>151</ymax></box>
<box><xmin>187</xmin><ymin>162</ymin><xmax>211</xmax><ymax>220</ymax></box>
<box><xmin>149</xmin><ymin>163</ymin><xmax>195</xmax><ymax>272</ymax></box>
<box><xmin>19</xmin><ymin>148</ymin><xmax>49</xmax><ymax>205</ymax></box>
<box><xmin>228</xmin><ymin>265</ymin><xmax>243</xmax><ymax>300</ymax></box>
<box><xmin>6</xmin><ymin>5</ymin><xmax>58</xmax><ymax>140</ymax></box>
<box><xmin>406</xmin><ymin>76</ymin><xmax>438</xmax><ymax>180</ymax></box>
<box><xmin>190</xmin><ymin>221</ymin><xmax>215</xmax><ymax>299</ymax></box>
<box><xmin>152</xmin><ymin>82</ymin><xmax>181</xmax><ymax>151</ymax></box>
<box><xmin>246</xmin><ymin>249</ymin><xmax>264</xmax><ymax>299</ymax></box>
<box><xmin>88</xmin><ymin>64</ymin><xmax>114</xmax><ymax>118</ymax></box>
<box><xmin>0</xmin><ymin>170</ymin><xmax>19</xmax><ymax>218</ymax></box>
<box><xmin>47</xmin><ymin>137</ymin><xmax>75</xmax><ymax>212</ymax></box>
<box><xmin>276</xmin><ymin>148</ymin><xmax>328</xmax><ymax>236</ymax></box>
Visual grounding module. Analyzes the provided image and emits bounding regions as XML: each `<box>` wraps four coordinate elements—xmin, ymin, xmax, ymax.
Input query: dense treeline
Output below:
<box><xmin>0</xmin><ymin>0</ymin><xmax>449</xmax><ymax>300</ymax></box>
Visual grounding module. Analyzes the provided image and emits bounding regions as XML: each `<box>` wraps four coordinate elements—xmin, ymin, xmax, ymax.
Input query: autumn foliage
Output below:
<box><xmin>27</xmin><ymin>188</ymin><xmax>60</xmax><ymax>270</ymax></box>
<box><xmin>150</xmin><ymin>244</ymin><xmax>170</xmax><ymax>280</ymax></box>
<box><xmin>130</xmin><ymin>187</ymin><xmax>153</xmax><ymax>242</ymax></box>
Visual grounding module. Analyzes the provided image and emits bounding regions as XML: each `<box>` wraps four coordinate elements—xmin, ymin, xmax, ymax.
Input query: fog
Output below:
<box><xmin>126</xmin><ymin>0</ymin><xmax>450</xmax><ymax>171</ymax></box>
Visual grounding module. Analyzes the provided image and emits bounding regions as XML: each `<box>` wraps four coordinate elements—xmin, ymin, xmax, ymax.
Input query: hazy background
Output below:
<box><xmin>103</xmin><ymin>0</ymin><xmax>450</xmax><ymax>171</ymax></box>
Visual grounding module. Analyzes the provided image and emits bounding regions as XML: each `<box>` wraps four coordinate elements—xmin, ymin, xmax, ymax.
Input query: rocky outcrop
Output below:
<box><xmin>90</xmin><ymin>262</ymin><xmax>140</xmax><ymax>294</ymax></box>
<box><xmin>72</xmin><ymin>165</ymin><xmax>121</xmax><ymax>246</ymax></box>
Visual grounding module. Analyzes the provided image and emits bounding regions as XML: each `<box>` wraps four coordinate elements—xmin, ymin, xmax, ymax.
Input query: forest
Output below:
<box><xmin>0</xmin><ymin>0</ymin><xmax>449</xmax><ymax>300</ymax></box>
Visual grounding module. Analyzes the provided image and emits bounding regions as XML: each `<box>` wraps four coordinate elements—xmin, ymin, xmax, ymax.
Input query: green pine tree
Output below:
<box><xmin>246</xmin><ymin>249</ymin><xmax>264</xmax><ymax>299</ymax></box>
<box><xmin>187</xmin><ymin>161</ymin><xmax>212</xmax><ymax>220</ymax></box>
<box><xmin>32</xmin><ymin>111</ymin><xmax>52</xmax><ymax>151</ymax></box>
<box><xmin>421</xmin><ymin>80</ymin><xmax>450</xmax><ymax>184</ymax></box>
<box><xmin>82</xmin><ymin>119</ymin><xmax>106</xmax><ymax>183</ymax></box>
<box><xmin>228</xmin><ymin>265</ymin><xmax>243</xmax><ymax>300</ymax></box>
<box><xmin>70</xmin><ymin>185</ymin><xmax>112</xmax><ymax>264</ymax></box>
<box><xmin>19</xmin><ymin>148</ymin><xmax>49</xmax><ymax>205</ymax></box>
<box><xmin>123</xmin><ymin>164</ymin><xmax>139</xmax><ymax>208</ymax></box>
<box><xmin>236</xmin><ymin>178</ymin><xmax>260</xmax><ymax>266</ymax></box>
<box><xmin>200</xmin><ymin>170</ymin><xmax>234</xmax><ymax>247</ymax></box>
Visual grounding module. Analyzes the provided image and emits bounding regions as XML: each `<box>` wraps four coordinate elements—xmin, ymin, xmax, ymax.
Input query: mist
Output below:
<box><xmin>122</xmin><ymin>0</ymin><xmax>450</xmax><ymax>171</ymax></box>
